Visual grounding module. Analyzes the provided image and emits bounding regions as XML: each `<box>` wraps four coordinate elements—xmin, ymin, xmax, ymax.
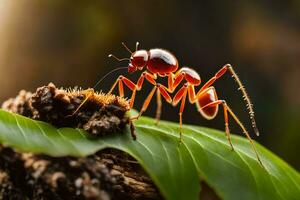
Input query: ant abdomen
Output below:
<box><xmin>196</xmin><ymin>87</ymin><xmax>219</xmax><ymax>120</ymax></box>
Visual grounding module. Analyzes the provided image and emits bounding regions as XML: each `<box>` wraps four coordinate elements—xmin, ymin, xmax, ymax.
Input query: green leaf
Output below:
<box><xmin>0</xmin><ymin>108</ymin><xmax>299</xmax><ymax>200</ymax></box>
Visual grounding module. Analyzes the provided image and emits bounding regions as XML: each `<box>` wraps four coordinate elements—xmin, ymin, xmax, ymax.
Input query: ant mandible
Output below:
<box><xmin>74</xmin><ymin>42</ymin><xmax>262</xmax><ymax>166</ymax></box>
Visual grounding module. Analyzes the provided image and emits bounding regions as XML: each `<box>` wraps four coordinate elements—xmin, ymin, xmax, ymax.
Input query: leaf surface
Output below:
<box><xmin>0</xmin><ymin>109</ymin><xmax>299</xmax><ymax>200</ymax></box>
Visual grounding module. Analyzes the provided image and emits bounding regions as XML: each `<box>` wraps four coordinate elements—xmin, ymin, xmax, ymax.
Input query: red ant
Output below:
<box><xmin>74</xmin><ymin>42</ymin><xmax>262</xmax><ymax>166</ymax></box>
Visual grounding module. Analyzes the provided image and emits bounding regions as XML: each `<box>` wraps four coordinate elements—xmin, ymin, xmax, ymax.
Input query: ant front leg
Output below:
<box><xmin>136</xmin><ymin>71</ymin><xmax>162</xmax><ymax>123</ymax></box>
<box><xmin>133</xmin><ymin>72</ymin><xmax>171</xmax><ymax>125</ymax></box>
<box><xmin>108</xmin><ymin>76</ymin><xmax>139</xmax><ymax>140</ymax></box>
<box><xmin>108</xmin><ymin>75</ymin><xmax>137</xmax><ymax>108</ymax></box>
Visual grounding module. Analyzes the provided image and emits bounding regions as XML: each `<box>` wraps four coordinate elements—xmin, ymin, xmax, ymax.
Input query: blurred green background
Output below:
<box><xmin>0</xmin><ymin>1</ymin><xmax>299</xmax><ymax>170</ymax></box>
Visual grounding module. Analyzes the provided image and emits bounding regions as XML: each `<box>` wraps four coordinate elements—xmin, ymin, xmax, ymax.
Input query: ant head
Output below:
<box><xmin>129</xmin><ymin>50</ymin><xmax>148</xmax><ymax>73</ymax></box>
<box><xmin>109</xmin><ymin>42</ymin><xmax>148</xmax><ymax>74</ymax></box>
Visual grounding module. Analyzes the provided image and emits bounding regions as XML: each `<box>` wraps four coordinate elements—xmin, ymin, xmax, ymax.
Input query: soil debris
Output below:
<box><xmin>1</xmin><ymin>90</ymin><xmax>33</xmax><ymax>118</ymax></box>
<box><xmin>2</xmin><ymin>82</ymin><xmax>131</xmax><ymax>137</ymax></box>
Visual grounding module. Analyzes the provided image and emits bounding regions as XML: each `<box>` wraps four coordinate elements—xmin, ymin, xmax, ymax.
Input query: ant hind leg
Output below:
<box><xmin>221</xmin><ymin>100</ymin><xmax>234</xmax><ymax>150</ymax></box>
<box><xmin>200</xmin><ymin>99</ymin><xmax>263</xmax><ymax>166</ymax></box>
<box><xmin>225</xmin><ymin>102</ymin><xmax>263</xmax><ymax>167</ymax></box>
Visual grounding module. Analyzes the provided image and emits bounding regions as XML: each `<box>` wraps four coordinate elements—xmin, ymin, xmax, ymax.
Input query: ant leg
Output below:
<box><xmin>173</xmin><ymin>85</ymin><xmax>188</xmax><ymax>142</ymax></box>
<box><xmin>108</xmin><ymin>75</ymin><xmax>138</xmax><ymax>109</ymax></box>
<box><xmin>131</xmin><ymin>72</ymin><xmax>157</xmax><ymax>108</ymax></box>
<box><xmin>228</xmin><ymin>66</ymin><xmax>260</xmax><ymax>136</ymax></box>
<box><xmin>168</xmin><ymin>72</ymin><xmax>185</xmax><ymax>92</ymax></box>
<box><xmin>197</xmin><ymin>65</ymin><xmax>229</xmax><ymax>94</ymax></box>
<box><xmin>225</xmin><ymin>103</ymin><xmax>263</xmax><ymax>166</ymax></box>
<box><xmin>197</xmin><ymin>64</ymin><xmax>259</xmax><ymax>136</ymax></box>
<box><xmin>129</xmin><ymin>120</ymin><xmax>137</xmax><ymax>140</ymax></box>
<box><xmin>187</xmin><ymin>85</ymin><xmax>197</xmax><ymax>103</ymax></box>
<box><xmin>155</xmin><ymin>84</ymin><xmax>172</xmax><ymax>125</ymax></box>
<box><xmin>200</xmin><ymin>100</ymin><xmax>234</xmax><ymax>150</ymax></box>
<box><xmin>133</xmin><ymin>72</ymin><xmax>170</xmax><ymax>123</ymax></box>
<box><xmin>119</xmin><ymin>78</ymin><xmax>124</xmax><ymax>97</ymax></box>
<box><xmin>155</xmin><ymin>88</ymin><xmax>162</xmax><ymax>125</ymax></box>
<box><xmin>131</xmin><ymin>86</ymin><xmax>157</xmax><ymax>120</ymax></box>
<box><xmin>107</xmin><ymin>75</ymin><xmax>140</xmax><ymax>140</ymax></box>
<box><xmin>179</xmin><ymin>91</ymin><xmax>187</xmax><ymax>143</ymax></box>
<box><xmin>200</xmin><ymin>100</ymin><xmax>263</xmax><ymax>166</ymax></box>
<box><xmin>131</xmin><ymin>83</ymin><xmax>172</xmax><ymax>121</ymax></box>
<box><xmin>108</xmin><ymin>77</ymin><xmax>120</xmax><ymax>95</ymax></box>
<box><xmin>129</xmin><ymin>89</ymin><xmax>137</xmax><ymax>108</ymax></box>
<box><xmin>137</xmin><ymin>72</ymin><xmax>157</xmax><ymax>90</ymax></box>
<box><xmin>110</xmin><ymin>72</ymin><xmax>156</xmax><ymax>110</ymax></box>
<box><xmin>222</xmin><ymin>102</ymin><xmax>234</xmax><ymax>150</ymax></box>
<box><xmin>108</xmin><ymin>76</ymin><xmax>136</xmax><ymax>97</ymax></box>
<box><xmin>72</xmin><ymin>88</ymin><xmax>94</xmax><ymax>115</ymax></box>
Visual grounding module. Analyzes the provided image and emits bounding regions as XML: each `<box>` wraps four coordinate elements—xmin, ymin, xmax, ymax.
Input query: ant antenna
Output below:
<box><xmin>108</xmin><ymin>54</ymin><xmax>130</xmax><ymax>62</ymax></box>
<box><xmin>136</xmin><ymin>41</ymin><xmax>139</xmax><ymax>51</ymax></box>
<box><xmin>122</xmin><ymin>42</ymin><xmax>133</xmax><ymax>54</ymax></box>
<box><xmin>93</xmin><ymin>66</ymin><xmax>128</xmax><ymax>90</ymax></box>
